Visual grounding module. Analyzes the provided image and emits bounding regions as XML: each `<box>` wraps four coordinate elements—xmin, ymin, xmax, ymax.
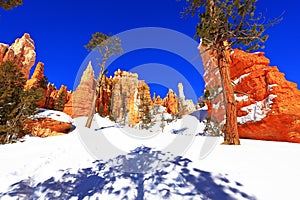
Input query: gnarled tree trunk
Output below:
<box><xmin>217</xmin><ymin>44</ymin><xmax>240</xmax><ymax>145</ymax></box>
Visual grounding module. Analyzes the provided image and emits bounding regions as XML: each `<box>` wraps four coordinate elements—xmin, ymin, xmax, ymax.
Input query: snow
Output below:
<box><xmin>33</xmin><ymin>109</ymin><xmax>74</xmax><ymax>123</ymax></box>
<box><xmin>233</xmin><ymin>73</ymin><xmax>250</xmax><ymax>85</ymax></box>
<box><xmin>234</xmin><ymin>94</ymin><xmax>249</xmax><ymax>102</ymax></box>
<box><xmin>0</xmin><ymin>43</ymin><xmax>9</xmax><ymax>48</ymax></box>
<box><xmin>0</xmin><ymin>112</ymin><xmax>299</xmax><ymax>199</ymax></box>
<box><xmin>250</xmin><ymin>52</ymin><xmax>263</xmax><ymax>55</ymax></box>
<box><xmin>267</xmin><ymin>84</ymin><xmax>278</xmax><ymax>91</ymax></box>
<box><xmin>206</xmin><ymin>59</ymin><xmax>211</xmax><ymax>67</ymax></box>
<box><xmin>237</xmin><ymin>94</ymin><xmax>277</xmax><ymax>124</ymax></box>
<box><xmin>212</xmin><ymin>101</ymin><xmax>221</xmax><ymax>109</ymax></box>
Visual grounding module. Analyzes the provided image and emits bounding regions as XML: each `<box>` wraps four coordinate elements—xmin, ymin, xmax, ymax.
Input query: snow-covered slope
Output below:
<box><xmin>0</xmin><ymin>115</ymin><xmax>300</xmax><ymax>200</ymax></box>
<box><xmin>33</xmin><ymin>109</ymin><xmax>74</xmax><ymax>123</ymax></box>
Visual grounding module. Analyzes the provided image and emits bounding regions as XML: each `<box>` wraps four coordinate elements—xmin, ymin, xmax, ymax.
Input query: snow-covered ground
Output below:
<box><xmin>0</xmin><ymin>111</ymin><xmax>300</xmax><ymax>199</ymax></box>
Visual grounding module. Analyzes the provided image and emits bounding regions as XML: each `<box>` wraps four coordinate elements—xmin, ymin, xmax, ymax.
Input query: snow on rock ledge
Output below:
<box><xmin>230</xmin><ymin>49</ymin><xmax>300</xmax><ymax>143</ymax></box>
<box><xmin>26</xmin><ymin>109</ymin><xmax>74</xmax><ymax>138</ymax></box>
<box><xmin>237</xmin><ymin>94</ymin><xmax>277</xmax><ymax>124</ymax></box>
<box><xmin>200</xmin><ymin>45</ymin><xmax>300</xmax><ymax>143</ymax></box>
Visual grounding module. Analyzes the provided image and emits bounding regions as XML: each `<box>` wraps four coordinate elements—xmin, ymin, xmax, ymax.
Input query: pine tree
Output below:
<box><xmin>160</xmin><ymin>113</ymin><xmax>166</xmax><ymax>132</ymax></box>
<box><xmin>85</xmin><ymin>32</ymin><xmax>123</xmax><ymax>128</ymax></box>
<box><xmin>0</xmin><ymin>61</ymin><xmax>42</xmax><ymax>144</ymax></box>
<box><xmin>183</xmin><ymin>0</ymin><xmax>280</xmax><ymax>145</ymax></box>
<box><xmin>0</xmin><ymin>0</ymin><xmax>22</xmax><ymax>10</ymax></box>
<box><xmin>54</xmin><ymin>92</ymin><xmax>66</xmax><ymax>111</ymax></box>
<box><xmin>138</xmin><ymin>84</ymin><xmax>152</xmax><ymax>130</ymax></box>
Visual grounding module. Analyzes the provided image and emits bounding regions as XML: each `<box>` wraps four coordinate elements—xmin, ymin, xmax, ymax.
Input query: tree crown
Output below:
<box><xmin>0</xmin><ymin>0</ymin><xmax>22</xmax><ymax>10</ymax></box>
<box><xmin>183</xmin><ymin>0</ymin><xmax>281</xmax><ymax>52</ymax></box>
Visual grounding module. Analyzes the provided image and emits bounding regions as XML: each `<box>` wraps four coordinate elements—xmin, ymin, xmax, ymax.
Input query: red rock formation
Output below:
<box><xmin>25</xmin><ymin>61</ymin><xmax>45</xmax><ymax>89</ymax></box>
<box><xmin>40</xmin><ymin>83</ymin><xmax>69</xmax><ymax>110</ymax></box>
<box><xmin>230</xmin><ymin>49</ymin><xmax>300</xmax><ymax>143</ymax></box>
<box><xmin>24</xmin><ymin>62</ymin><xmax>47</xmax><ymax>107</ymax></box>
<box><xmin>201</xmin><ymin>46</ymin><xmax>300</xmax><ymax>143</ymax></box>
<box><xmin>96</xmin><ymin>75</ymin><xmax>113</xmax><ymax>116</ymax></box>
<box><xmin>26</xmin><ymin>118</ymin><xmax>72</xmax><ymax>137</ymax></box>
<box><xmin>128</xmin><ymin>88</ymin><xmax>140</xmax><ymax>126</ymax></box>
<box><xmin>153</xmin><ymin>95</ymin><xmax>163</xmax><ymax>105</ymax></box>
<box><xmin>200</xmin><ymin>45</ymin><xmax>226</xmax><ymax>124</ymax></box>
<box><xmin>63</xmin><ymin>92</ymin><xmax>73</xmax><ymax>116</ymax></box>
<box><xmin>1</xmin><ymin>33</ymin><xmax>36</xmax><ymax>79</ymax></box>
<box><xmin>44</xmin><ymin>83</ymin><xmax>56</xmax><ymax>108</ymax></box>
<box><xmin>72</xmin><ymin>61</ymin><xmax>95</xmax><ymax>118</ymax></box>
<box><xmin>0</xmin><ymin>43</ymin><xmax>9</xmax><ymax>63</ymax></box>
<box><xmin>163</xmin><ymin>89</ymin><xmax>179</xmax><ymax>115</ymax></box>
<box><xmin>110</xmin><ymin>69</ymin><xmax>140</xmax><ymax>124</ymax></box>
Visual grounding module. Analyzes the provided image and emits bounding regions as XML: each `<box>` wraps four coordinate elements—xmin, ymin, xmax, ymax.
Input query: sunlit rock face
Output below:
<box><xmin>26</xmin><ymin>118</ymin><xmax>72</xmax><ymax>137</ymax></box>
<box><xmin>109</xmin><ymin>69</ymin><xmax>152</xmax><ymax>126</ymax></box>
<box><xmin>72</xmin><ymin>61</ymin><xmax>95</xmax><ymax>118</ymax></box>
<box><xmin>200</xmin><ymin>44</ymin><xmax>300</xmax><ymax>143</ymax></box>
<box><xmin>163</xmin><ymin>89</ymin><xmax>179</xmax><ymax>115</ymax></box>
<box><xmin>0</xmin><ymin>33</ymin><xmax>36</xmax><ymax>79</ymax></box>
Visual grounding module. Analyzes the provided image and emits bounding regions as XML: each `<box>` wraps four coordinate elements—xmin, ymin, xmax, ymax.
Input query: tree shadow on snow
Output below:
<box><xmin>0</xmin><ymin>147</ymin><xmax>256</xmax><ymax>200</ymax></box>
<box><xmin>94</xmin><ymin>125</ymin><xmax>116</xmax><ymax>131</ymax></box>
<box><xmin>189</xmin><ymin>110</ymin><xmax>208</xmax><ymax>123</ymax></box>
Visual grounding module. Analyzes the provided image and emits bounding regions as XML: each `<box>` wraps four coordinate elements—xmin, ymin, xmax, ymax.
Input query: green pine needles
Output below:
<box><xmin>0</xmin><ymin>61</ymin><xmax>42</xmax><ymax>144</ymax></box>
<box><xmin>183</xmin><ymin>0</ymin><xmax>281</xmax><ymax>52</ymax></box>
<box><xmin>0</xmin><ymin>0</ymin><xmax>22</xmax><ymax>10</ymax></box>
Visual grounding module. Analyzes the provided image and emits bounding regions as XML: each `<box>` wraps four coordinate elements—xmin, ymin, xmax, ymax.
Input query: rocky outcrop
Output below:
<box><xmin>24</xmin><ymin>62</ymin><xmax>47</xmax><ymax>107</ymax></box>
<box><xmin>96</xmin><ymin>75</ymin><xmax>114</xmax><ymax>117</ymax></box>
<box><xmin>26</xmin><ymin>118</ymin><xmax>72</xmax><ymax>137</ymax></box>
<box><xmin>153</xmin><ymin>95</ymin><xmax>163</xmax><ymax>105</ymax></box>
<box><xmin>128</xmin><ymin>88</ymin><xmax>140</xmax><ymax>126</ymax></box>
<box><xmin>63</xmin><ymin>92</ymin><xmax>73</xmax><ymax>116</ymax></box>
<box><xmin>25</xmin><ymin>62</ymin><xmax>45</xmax><ymax>89</ymax></box>
<box><xmin>0</xmin><ymin>43</ymin><xmax>9</xmax><ymax>63</ymax></box>
<box><xmin>44</xmin><ymin>83</ymin><xmax>57</xmax><ymax>108</ymax></box>
<box><xmin>178</xmin><ymin>83</ymin><xmax>196</xmax><ymax>115</ymax></box>
<box><xmin>230</xmin><ymin>49</ymin><xmax>300</xmax><ymax>143</ymax></box>
<box><xmin>201</xmin><ymin>45</ymin><xmax>300</xmax><ymax>143</ymax></box>
<box><xmin>0</xmin><ymin>33</ymin><xmax>36</xmax><ymax>79</ymax></box>
<box><xmin>110</xmin><ymin>70</ymin><xmax>143</xmax><ymax>126</ymax></box>
<box><xmin>72</xmin><ymin>61</ymin><xmax>95</xmax><ymax>118</ymax></box>
<box><xmin>163</xmin><ymin>89</ymin><xmax>179</xmax><ymax>115</ymax></box>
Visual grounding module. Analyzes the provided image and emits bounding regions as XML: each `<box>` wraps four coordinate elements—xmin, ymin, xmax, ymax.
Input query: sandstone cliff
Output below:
<box><xmin>72</xmin><ymin>61</ymin><xmax>95</xmax><ymax>118</ymax></box>
<box><xmin>0</xmin><ymin>33</ymin><xmax>36</xmax><ymax>79</ymax></box>
<box><xmin>1</xmin><ymin>34</ymin><xmax>73</xmax><ymax>137</ymax></box>
<box><xmin>163</xmin><ymin>89</ymin><xmax>179</xmax><ymax>115</ymax></box>
<box><xmin>201</xmin><ymin>45</ymin><xmax>300</xmax><ymax>143</ymax></box>
<box><xmin>231</xmin><ymin>49</ymin><xmax>300</xmax><ymax>143</ymax></box>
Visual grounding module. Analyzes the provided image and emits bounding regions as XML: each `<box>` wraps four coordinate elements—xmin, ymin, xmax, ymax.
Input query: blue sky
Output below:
<box><xmin>0</xmin><ymin>0</ymin><xmax>299</xmax><ymax>101</ymax></box>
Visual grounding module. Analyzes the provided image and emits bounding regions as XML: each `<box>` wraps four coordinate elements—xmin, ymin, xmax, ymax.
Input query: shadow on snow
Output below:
<box><xmin>0</xmin><ymin>146</ymin><xmax>256</xmax><ymax>200</ymax></box>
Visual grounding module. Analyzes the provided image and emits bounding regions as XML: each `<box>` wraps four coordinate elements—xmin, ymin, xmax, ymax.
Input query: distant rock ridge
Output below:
<box><xmin>200</xmin><ymin>45</ymin><xmax>300</xmax><ymax>143</ymax></box>
<box><xmin>1</xmin><ymin>34</ymin><xmax>198</xmax><ymax>135</ymax></box>
<box><xmin>70</xmin><ymin>63</ymin><xmax>197</xmax><ymax>126</ymax></box>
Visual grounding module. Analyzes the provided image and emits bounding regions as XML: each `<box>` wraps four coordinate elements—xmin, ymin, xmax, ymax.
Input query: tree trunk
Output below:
<box><xmin>85</xmin><ymin>91</ymin><xmax>97</xmax><ymax>128</ymax></box>
<box><xmin>218</xmin><ymin>50</ymin><xmax>240</xmax><ymax>145</ymax></box>
<box><xmin>85</xmin><ymin>58</ymin><xmax>107</xmax><ymax>128</ymax></box>
<box><xmin>136</xmin><ymin>173</ymin><xmax>144</xmax><ymax>200</ymax></box>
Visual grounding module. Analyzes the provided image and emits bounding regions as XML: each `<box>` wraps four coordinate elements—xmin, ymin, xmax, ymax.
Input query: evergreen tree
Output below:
<box><xmin>38</xmin><ymin>75</ymin><xmax>48</xmax><ymax>90</ymax></box>
<box><xmin>54</xmin><ymin>92</ymin><xmax>66</xmax><ymax>111</ymax></box>
<box><xmin>138</xmin><ymin>84</ymin><xmax>152</xmax><ymax>130</ymax></box>
<box><xmin>183</xmin><ymin>0</ymin><xmax>280</xmax><ymax>144</ymax></box>
<box><xmin>0</xmin><ymin>61</ymin><xmax>42</xmax><ymax>144</ymax></box>
<box><xmin>0</xmin><ymin>0</ymin><xmax>22</xmax><ymax>10</ymax></box>
<box><xmin>85</xmin><ymin>32</ymin><xmax>123</xmax><ymax>128</ymax></box>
